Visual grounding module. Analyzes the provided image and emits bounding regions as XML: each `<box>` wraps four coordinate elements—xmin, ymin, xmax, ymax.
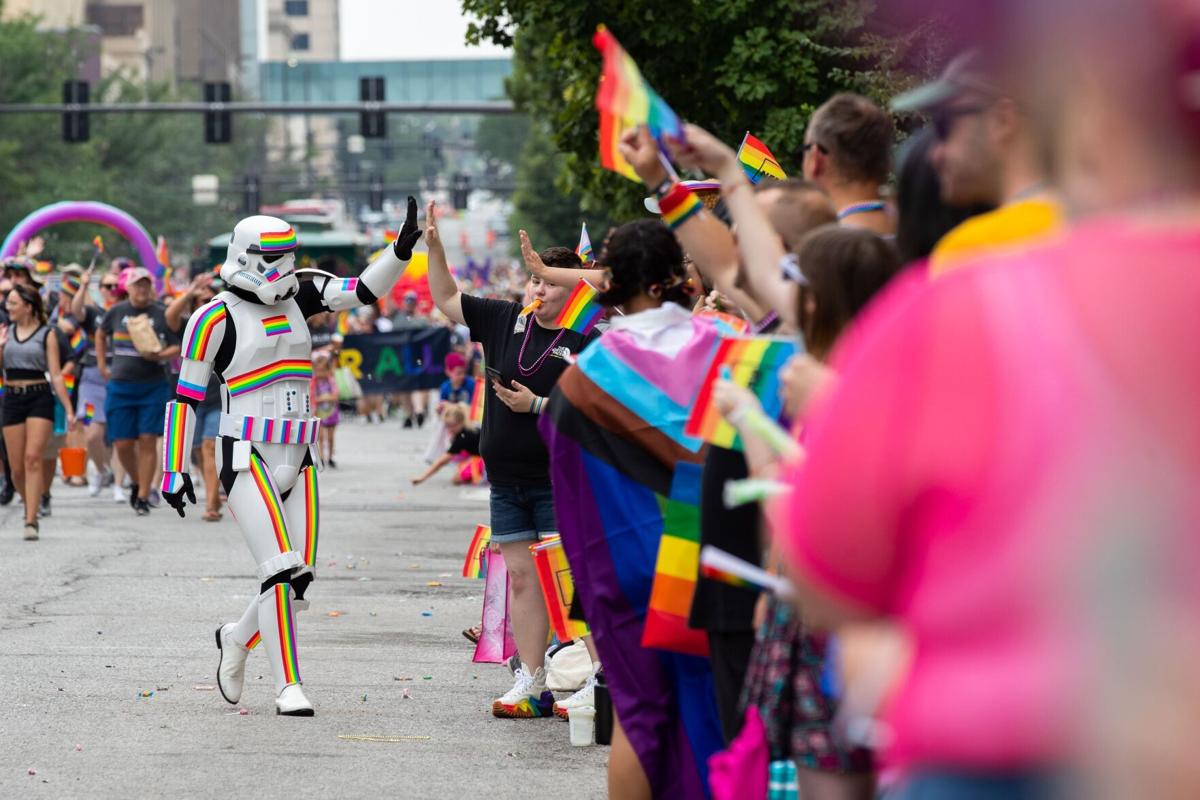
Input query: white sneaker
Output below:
<box><xmin>492</xmin><ymin>664</ymin><xmax>554</xmax><ymax>718</ymax></box>
<box><xmin>112</xmin><ymin>484</ymin><xmax>128</xmax><ymax>504</ymax></box>
<box><xmin>276</xmin><ymin>683</ymin><xmax>314</xmax><ymax>716</ymax></box>
<box><xmin>87</xmin><ymin>470</ymin><xmax>103</xmax><ymax>497</ymax></box>
<box><xmin>215</xmin><ymin>624</ymin><xmax>250</xmax><ymax>705</ymax></box>
<box><xmin>554</xmin><ymin>669</ymin><xmax>598</xmax><ymax>719</ymax></box>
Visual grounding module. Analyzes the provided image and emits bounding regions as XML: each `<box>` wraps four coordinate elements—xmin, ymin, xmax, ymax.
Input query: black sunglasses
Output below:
<box><xmin>100</xmin><ymin>283</ymin><xmax>118</xmax><ymax>290</ymax></box>
<box><xmin>932</xmin><ymin>105</ymin><xmax>987</xmax><ymax>141</ymax></box>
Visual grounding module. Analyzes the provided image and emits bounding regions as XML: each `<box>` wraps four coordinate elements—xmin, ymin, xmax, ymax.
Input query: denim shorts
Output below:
<box><xmin>106</xmin><ymin>379</ymin><xmax>169</xmax><ymax>443</ymax></box>
<box><xmin>489</xmin><ymin>483</ymin><xmax>558</xmax><ymax>543</ymax></box>
<box><xmin>193</xmin><ymin>404</ymin><xmax>222</xmax><ymax>445</ymax></box>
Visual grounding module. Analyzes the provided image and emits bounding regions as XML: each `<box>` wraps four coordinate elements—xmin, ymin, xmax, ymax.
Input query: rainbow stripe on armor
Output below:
<box><xmin>185</xmin><ymin>303</ymin><xmax>226</xmax><ymax>361</ymax></box>
<box><xmin>302</xmin><ymin>467</ymin><xmax>318</xmax><ymax>567</ymax></box>
<box><xmin>274</xmin><ymin>584</ymin><xmax>301</xmax><ymax>685</ymax></box>
<box><xmin>259</xmin><ymin>228</ymin><xmax>297</xmax><ymax>252</ymax></box>
<box><xmin>163</xmin><ymin>404</ymin><xmax>188</xmax><ymax>472</ymax></box>
<box><xmin>226</xmin><ymin>360</ymin><xmax>311</xmax><ymax>397</ymax></box>
<box><xmin>245</xmin><ymin>631</ymin><xmax>261</xmax><ymax>650</ymax></box>
<box><xmin>249</xmin><ymin>453</ymin><xmax>291</xmax><ymax>553</ymax></box>
<box><xmin>262</xmin><ymin>314</ymin><xmax>291</xmax><ymax>337</ymax></box>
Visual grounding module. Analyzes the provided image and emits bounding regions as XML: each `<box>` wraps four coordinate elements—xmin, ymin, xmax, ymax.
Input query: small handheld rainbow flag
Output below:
<box><xmin>699</xmin><ymin>545</ymin><xmax>794</xmax><ymax>598</ymax></box>
<box><xmin>468</xmin><ymin>378</ymin><xmax>485</xmax><ymax>425</ymax></box>
<box><xmin>68</xmin><ymin>327</ymin><xmax>87</xmax><ymax>355</ymax></box>
<box><xmin>335</xmin><ymin>311</ymin><xmax>351</xmax><ymax>336</ymax></box>
<box><xmin>697</xmin><ymin>309</ymin><xmax>750</xmax><ymax>334</ymax></box>
<box><xmin>462</xmin><ymin>524</ymin><xmax>492</xmax><ymax>579</ymax></box>
<box><xmin>554</xmin><ymin>280</ymin><xmax>603</xmax><ymax>335</ymax></box>
<box><xmin>737</xmin><ymin>132</ymin><xmax>787</xmax><ymax>184</ymax></box>
<box><xmin>575</xmin><ymin>223</ymin><xmax>593</xmax><ymax>264</ymax></box>
<box><xmin>82</xmin><ymin>402</ymin><xmax>95</xmax><ymax>425</ymax></box>
<box><xmin>531</xmin><ymin>536</ymin><xmax>590</xmax><ymax>641</ymax></box>
<box><xmin>685</xmin><ymin>335</ymin><xmax>799</xmax><ymax>450</ymax></box>
<box><xmin>593</xmin><ymin>26</ymin><xmax>685</xmax><ymax>182</ymax></box>
<box><xmin>156</xmin><ymin>235</ymin><xmax>169</xmax><ymax>270</ymax></box>
<box><xmin>92</xmin><ymin>235</ymin><xmax>104</xmax><ymax>254</ymax></box>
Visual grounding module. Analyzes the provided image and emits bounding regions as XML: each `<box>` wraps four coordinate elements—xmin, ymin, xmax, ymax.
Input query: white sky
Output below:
<box><xmin>339</xmin><ymin>0</ymin><xmax>510</xmax><ymax>60</ymax></box>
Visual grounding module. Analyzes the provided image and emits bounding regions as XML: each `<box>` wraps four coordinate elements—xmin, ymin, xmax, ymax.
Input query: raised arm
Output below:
<box><xmin>160</xmin><ymin>298</ymin><xmax>228</xmax><ymax>517</ymax></box>
<box><xmin>298</xmin><ymin>196</ymin><xmax>424</xmax><ymax>318</ymax></box>
<box><xmin>71</xmin><ymin>266</ymin><xmax>94</xmax><ymax>321</ymax></box>
<box><xmin>425</xmin><ymin>200</ymin><xmax>465</xmax><ymax>326</ymax></box>
<box><xmin>517</xmin><ymin>230</ymin><xmax>601</xmax><ymax>290</ymax></box>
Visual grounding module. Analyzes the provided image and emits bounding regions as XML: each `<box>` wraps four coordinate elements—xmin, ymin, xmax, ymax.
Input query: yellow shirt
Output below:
<box><xmin>929</xmin><ymin>197</ymin><xmax>1064</xmax><ymax>278</ymax></box>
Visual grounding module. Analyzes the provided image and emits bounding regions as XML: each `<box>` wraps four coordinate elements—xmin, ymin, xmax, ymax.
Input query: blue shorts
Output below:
<box><xmin>489</xmin><ymin>484</ymin><xmax>558</xmax><ymax>544</ymax></box>
<box><xmin>194</xmin><ymin>404</ymin><xmax>221</xmax><ymax>445</ymax></box>
<box><xmin>106</xmin><ymin>380</ymin><xmax>170</xmax><ymax>443</ymax></box>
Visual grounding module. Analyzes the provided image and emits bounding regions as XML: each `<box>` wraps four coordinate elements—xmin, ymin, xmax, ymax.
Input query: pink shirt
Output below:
<box><xmin>778</xmin><ymin>219</ymin><xmax>1200</xmax><ymax>771</ymax></box>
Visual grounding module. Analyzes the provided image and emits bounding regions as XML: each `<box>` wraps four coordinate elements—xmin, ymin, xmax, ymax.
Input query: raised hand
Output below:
<box><xmin>425</xmin><ymin>200</ymin><xmax>441</xmax><ymax>248</ymax></box>
<box><xmin>666</xmin><ymin>123</ymin><xmax>740</xmax><ymax>180</ymax></box>
<box><xmin>617</xmin><ymin>125</ymin><xmax>669</xmax><ymax>187</ymax></box>
<box><xmin>392</xmin><ymin>196</ymin><xmax>424</xmax><ymax>260</ymax></box>
<box><xmin>518</xmin><ymin>230</ymin><xmax>548</xmax><ymax>278</ymax></box>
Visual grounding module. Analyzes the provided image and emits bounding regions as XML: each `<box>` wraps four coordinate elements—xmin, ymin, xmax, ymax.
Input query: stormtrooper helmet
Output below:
<box><xmin>219</xmin><ymin>215</ymin><xmax>300</xmax><ymax>304</ymax></box>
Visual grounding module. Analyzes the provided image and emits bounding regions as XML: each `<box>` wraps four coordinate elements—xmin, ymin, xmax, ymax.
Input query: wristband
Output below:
<box><xmin>658</xmin><ymin>183</ymin><xmax>703</xmax><ymax>230</ymax></box>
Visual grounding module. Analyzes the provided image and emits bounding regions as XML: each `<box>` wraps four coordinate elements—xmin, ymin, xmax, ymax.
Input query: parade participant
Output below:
<box><xmin>160</xmin><ymin>199</ymin><xmax>422</xmax><ymax>716</ymax></box>
<box><xmin>310</xmin><ymin>350</ymin><xmax>339</xmax><ymax>468</ymax></box>
<box><xmin>95</xmin><ymin>267</ymin><xmax>179</xmax><ymax>516</ymax></box>
<box><xmin>0</xmin><ymin>284</ymin><xmax>77</xmax><ymax>540</ymax></box>
<box><xmin>73</xmin><ymin>265</ymin><xmax>121</xmax><ymax>500</ymax></box>
<box><xmin>426</xmin><ymin>199</ymin><xmax>598</xmax><ymax>719</ymax></box>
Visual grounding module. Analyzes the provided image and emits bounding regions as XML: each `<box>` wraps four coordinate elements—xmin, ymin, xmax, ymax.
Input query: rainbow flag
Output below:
<box><xmin>262</xmin><ymin>314</ymin><xmax>291</xmax><ymax>337</ymax></box>
<box><xmin>468</xmin><ymin>378</ymin><xmax>485</xmax><ymax>425</ymax></box>
<box><xmin>82</xmin><ymin>402</ymin><xmax>95</xmax><ymax>425</ymax></box>
<box><xmin>593</xmin><ymin>26</ymin><xmax>684</xmax><ymax>182</ymax></box>
<box><xmin>259</xmin><ymin>228</ymin><xmax>297</xmax><ymax>252</ymax></box>
<box><xmin>462</xmin><ymin>524</ymin><xmax>492</xmax><ymax>579</ymax></box>
<box><xmin>699</xmin><ymin>545</ymin><xmax>794</xmax><ymax>597</ymax></box>
<box><xmin>92</xmin><ymin>235</ymin><xmax>104</xmax><ymax>254</ymax></box>
<box><xmin>531</xmin><ymin>536</ymin><xmax>590</xmax><ymax>641</ymax></box>
<box><xmin>554</xmin><ymin>279</ymin><xmax>603</xmax><ymax>335</ymax></box>
<box><xmin>335</xmin><ymin>311</ymin><xmax>351</xmax><ymax>336</ymax></box>
<box><xmin>156</xmin><ymin>235</ymin><xmax>169</xmax><ymax>270</ymax></box>
<box><xmin>642</xmin><ymin>462</ymin><xmax>708</xmax><ymax>655</ymax></box>
<box><xmin>68</xmin><ymin>327</ymin><xmax>87</xmax><ymax>355</ymax></box>
<box><xmin>737</xmin><ymin>132</ymin><xmax>787</xmax><ymax>184</ymax></box>
<box><xmin>62</xmin><ymin>372</ymin><xmax>76</xmax><ymax>392</ymax></box>
<box><xmin>685</xmin><ymin>335</ymin><xmax>798</xmax><ymax>450</ymax></box>
<box><xmin>575</xmin><ymin>222</ymin><xmax>593</xmax><ymax>264</ymax></box>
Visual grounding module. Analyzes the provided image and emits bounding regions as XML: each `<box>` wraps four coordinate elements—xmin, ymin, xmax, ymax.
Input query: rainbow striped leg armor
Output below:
<box><xmin>161</xmin><ymin>203</ymin><xmax>422</xmax><ymax>717</ymax></box>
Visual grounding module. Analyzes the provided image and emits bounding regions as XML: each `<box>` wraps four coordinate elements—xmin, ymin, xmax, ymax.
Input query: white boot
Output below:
<box><xmin>215</xmin><ymin>623</ymin><xmax>250</xmax><ymax>705</ymax></box>
<box><xmin>276</xmin><ymin>683</ymin><xmax>313</xmax><ymax>716</ymax></box>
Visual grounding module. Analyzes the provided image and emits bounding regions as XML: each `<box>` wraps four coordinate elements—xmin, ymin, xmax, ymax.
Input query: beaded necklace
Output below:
<box><xmin>515</xmin><ymin>315</ymin><xmax>566</xmax><ymax>377</ymax></box>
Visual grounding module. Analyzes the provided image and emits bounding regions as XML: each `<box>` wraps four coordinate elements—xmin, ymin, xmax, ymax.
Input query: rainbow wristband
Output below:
<box><xmin>658</xmin><ymin>183</ymin><xmax>703</xmax><ymax>230</ymax></box>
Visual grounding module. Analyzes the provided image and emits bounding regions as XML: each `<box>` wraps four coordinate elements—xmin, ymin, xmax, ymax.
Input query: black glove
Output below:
<box><xmin>163</xmin><ymin>472</ymin><xmax>196</xmax><ymax>518</ymax></box>
<box><xmin>392</xmin><ymin>196</ymin><xmax>424</xmax><ymax>260</ymax></box>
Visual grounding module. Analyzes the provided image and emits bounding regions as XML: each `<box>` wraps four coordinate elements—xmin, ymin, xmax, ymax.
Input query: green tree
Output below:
<box><xmin>464</xmin><ymin>0</ymin><xmax>938</xmax><ymax>219</ymax></box>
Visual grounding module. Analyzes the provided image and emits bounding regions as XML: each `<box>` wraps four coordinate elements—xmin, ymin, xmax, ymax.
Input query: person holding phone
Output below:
<box><xmin>425</xmin><ymin>200</ymin><xmax>600</xmax><ymax>719</ymax></box>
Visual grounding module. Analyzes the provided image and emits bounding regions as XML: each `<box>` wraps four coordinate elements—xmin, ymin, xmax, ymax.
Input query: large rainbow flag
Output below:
<box><xmin>642</xmin><ymin>462</ymin><xmax>707</xmax><ymax>655</ymax></box>
<box><xmin>685</xmin><ymin>335</ymin><xmax>799</xmax><ymax>450</ymax></box>
<box><xmin>541</xmin><ymin>313</ymin><xmax>724</xmax><ymax>798</ymax></box>
<box><xmin>593</xmin><ymin>26</ymin><xmax>684</xmax><ymax>182</ymax></box>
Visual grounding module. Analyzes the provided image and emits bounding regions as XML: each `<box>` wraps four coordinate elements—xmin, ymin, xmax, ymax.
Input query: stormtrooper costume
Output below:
<box><xmin>161</xmin><ymin>199</ymin><xmax>422</xmax><ymax>715</ymax></box>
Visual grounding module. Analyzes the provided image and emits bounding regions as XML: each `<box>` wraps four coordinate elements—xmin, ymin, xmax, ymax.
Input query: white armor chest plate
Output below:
<box><xmin>219</xmin><ymin>293</ymin><xmax>312</xmax><ymax>420</ymax></box>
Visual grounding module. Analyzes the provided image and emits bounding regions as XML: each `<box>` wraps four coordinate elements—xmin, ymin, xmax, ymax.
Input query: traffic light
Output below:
<box><xmin>452</xmin><ymin>173</ymin><xmax>470</xmax><ymax>210</ymax></box>
<box><xmin>359</xmin><ymin>76</ymin><xmax>385</xmax><ymax>138</ymax></box>
<box><xmin>204</xmin><ymin>82</ymin><xmax>232</xmax><ymax>144</ymax></box>
<box><xmin>62</xmin><ymin>80</ymin><xmax>89</xmax><ymax>143</ymax></box>
<box><xmin>368</xmin><ymin>174</ymin><xmax>384</xmax><ymax>212</ymax></box>
<box><xmin>242</xmin><ymin>175</ymin><xmax>260</xmax><ymax>215</ymax></box>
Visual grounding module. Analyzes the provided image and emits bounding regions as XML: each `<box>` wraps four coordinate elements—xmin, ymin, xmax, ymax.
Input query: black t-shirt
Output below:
<box><xmin>461</xmin><ymin>295</ymin><xmax>598</xmax><ymax>486</ymax></box>
<box><xmin>448</xmin><ymin>428</ymin><xmax>481</xmax><ymax>457</ymax></box>
<box><xmin>99</xmin><ymin>300</ymin><xmax>178</xmax><ymax>383</ymax></box>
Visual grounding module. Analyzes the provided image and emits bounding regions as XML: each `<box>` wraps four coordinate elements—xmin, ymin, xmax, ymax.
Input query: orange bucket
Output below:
<box><xmin>59</xmin><ymin>447</ymin><xmax>86</xmax><ymax>479</ymax></box>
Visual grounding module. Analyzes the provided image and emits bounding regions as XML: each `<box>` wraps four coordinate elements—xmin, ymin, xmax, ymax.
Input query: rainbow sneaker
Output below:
<box><xmin>492</xmin><ymin>665</ymin><xmax>554</xmax><ymax>718</ymax></box>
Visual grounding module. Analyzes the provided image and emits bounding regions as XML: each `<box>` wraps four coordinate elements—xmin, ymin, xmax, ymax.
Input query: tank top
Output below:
<box><xmin>4</xmin><ymin>325</ymin><xmax>49</xmax><ymax>380</ymax></box>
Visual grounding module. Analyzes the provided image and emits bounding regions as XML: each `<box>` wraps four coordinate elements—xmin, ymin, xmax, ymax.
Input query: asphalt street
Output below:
<box><xmin>0</xmin><ymin>420</ymin><xmax>607</xmax><ymax>798</ymax></box>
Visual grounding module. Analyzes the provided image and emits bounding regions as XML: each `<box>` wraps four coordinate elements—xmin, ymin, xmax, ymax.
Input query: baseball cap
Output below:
<box><xmin>404</xmin><ymin>290</ymin><xmax>419</xmax><ymax>302</ymax></box>
<box><xmin>891</xmin><ymin>50</ymin><xmax>1003</xmax><ymax>113</ymax></box>
<box><xmin>123</xmin><ymin>266</ymin><xmax>154</xmax><ymax>285</ymax></box>
<box><xmin>445</xmin><ymin>352</ymin><xmax>466</xmax><ymax>371</ymax></box>
<box><xmin>644</xmin><ymin>179</ymin><xmax>722</xmax><ymax>214</ymax></box>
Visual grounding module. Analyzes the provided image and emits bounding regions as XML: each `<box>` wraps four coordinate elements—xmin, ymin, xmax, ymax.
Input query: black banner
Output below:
<box><xmin>338</xmin><ymin>326</ymin><xmax>450</xmax><ymax>393</ymax></box>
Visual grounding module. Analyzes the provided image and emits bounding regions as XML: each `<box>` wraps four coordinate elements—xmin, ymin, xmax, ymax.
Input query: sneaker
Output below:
<box><xmin>492</xmin><ymin>665</ymin><xmax>554</xmax><ymax>718</ymax></box>
<box><xmin>23</xmin><ymin>521</ymin><xmax>39</xmax><ymax>541</ymax></box>
<box><xmin>88</xmin><ymin>470</ymin><xmax>104</xmax><ymax>497</ymax></box>
<box><xmin>0</xmin><ymin>476</ymin><xmax>13</xmax><ymax>506</ymax></box>
<box><xmin>129</xmin><ymin>483</ymin><xmax>139</xmax><ymax>509</ymax></box>
<box><xmin>148</xmin><ymin>488</ymin><xmax>162</xmax><ymax>508</ymax></box>
<box><xmin>554</xmin><ymin>669</ymin><xmax>598</xmax><ymax>720</ymax></box>
<box><xmin>38</xmin><ymin>493</ymin><xmax>51</xmax><ymax>518</ymax></box>
<box><xmin>112</xmin><ymin>484</ymin><xmax>128</xmax><ymax>504</ymax></box>
<box><xmin>100</xmin><ymin>469</ymin><xmax>115</xmax><ymax>488</ymax></box>
<box><xmin>134</xmin><ymin>497</ymin><xmax>151</xmax><ymax>516</ymax></box>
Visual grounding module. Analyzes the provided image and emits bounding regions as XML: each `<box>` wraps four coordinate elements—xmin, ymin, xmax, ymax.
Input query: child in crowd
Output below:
<box><xmin>410</xmin><ymin>403</ymin><xmax>484</xmax><ymax>486</ymax></box>
<box><xmin>423</xmin><ymin>351</ymin><xmax>476</xmax><ymax>462</ymax></box>
<box><xmin>310</xmin><ymin>351</ymin><xmax>339</xmax><ymax>468</ymax></box>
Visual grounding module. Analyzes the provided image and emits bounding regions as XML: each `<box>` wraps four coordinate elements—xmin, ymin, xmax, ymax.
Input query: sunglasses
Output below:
<box><xmin>932</xmin><ymin>105</ymin><xmax>987</xmax><ymax>141</ymax></box>
<box><xmin>100</xmin><ymin>283</ymin><xmax>118</xmax><ymax>290</ymax></box>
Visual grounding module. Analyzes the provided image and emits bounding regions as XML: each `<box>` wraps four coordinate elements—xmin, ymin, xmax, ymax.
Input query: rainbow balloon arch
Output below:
<box><xmin>0</xmin><ymin>201</ymin><xmax>164</xmax><ymax>282</ymax></box>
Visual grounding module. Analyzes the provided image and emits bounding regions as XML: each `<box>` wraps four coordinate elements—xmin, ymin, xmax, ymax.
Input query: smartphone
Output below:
<box><xmin>485</xmin><ymin>366</ymin><xmax>508</xmax><ymax>387</ymax></box>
